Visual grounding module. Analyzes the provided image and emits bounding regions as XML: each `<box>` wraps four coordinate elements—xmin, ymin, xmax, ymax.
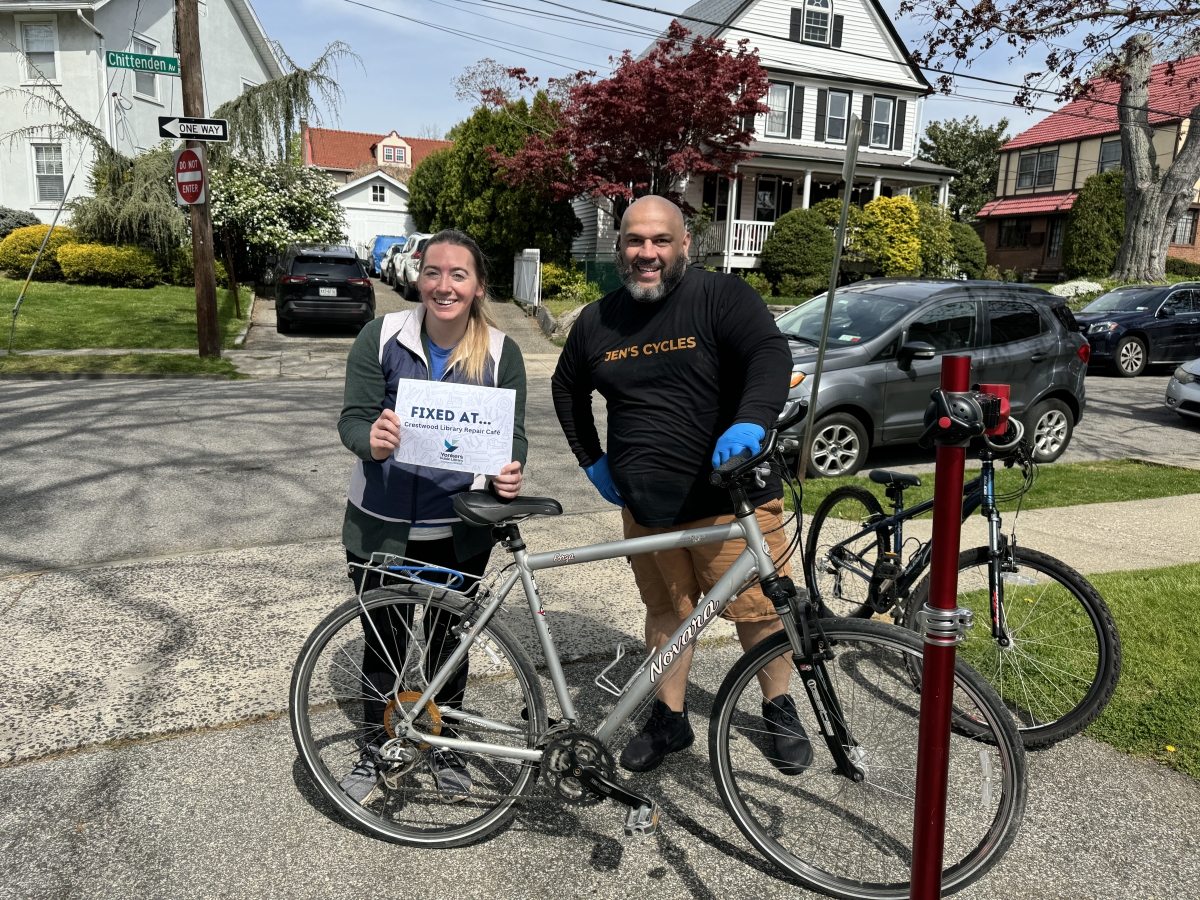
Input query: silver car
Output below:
<box><xmin>776</xmin><ymin>279</ymin><xmax>1090</xmax><ymax>476</ymax></box>
<box><xmin>1165</xmin><ymin>357</ymin><xmax>1200</xmax><ymax>420</ymax></box>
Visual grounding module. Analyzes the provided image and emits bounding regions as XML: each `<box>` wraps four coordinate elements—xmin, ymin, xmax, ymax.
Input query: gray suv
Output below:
<box><xmin>777</xmin><ymin>280</ymin><xmax>1089</xmax><ymax>476</ymax></box>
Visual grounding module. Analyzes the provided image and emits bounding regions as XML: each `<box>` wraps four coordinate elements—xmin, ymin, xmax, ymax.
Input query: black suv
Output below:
<box><xmin>270</xmin><ymin>244</ymin><xmax>375</xmax><ymax>333</ymax></box>
<box><xmin>777</xmin><ymin>280</ymin><xmax>1089</xmax><ymax>476</ymax></box>
<box><xmin>1075</xmin><ymin>282</ymin><xmax>1200</xmax><ymax>377</ymax></box>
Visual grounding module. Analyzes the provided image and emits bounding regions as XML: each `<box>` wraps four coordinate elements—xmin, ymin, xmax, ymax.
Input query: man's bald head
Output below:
<box><xmin>616</xmin><ymin>196</ymin><xmax>691</xmax><ymax>302</ymax></box>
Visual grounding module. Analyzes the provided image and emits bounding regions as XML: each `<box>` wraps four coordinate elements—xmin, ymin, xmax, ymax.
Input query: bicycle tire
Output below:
<box><xmin>805</xmin><ymin>485</ymin><xmax>889</xmax><ymax>618</ymax></box>
<box><xmin>904</xmin><ymin>546</ymin><xmax>1121</xmax><ymax>749</ymax></box>
<box><xmin>290</xmin><ymin>584</ymin><xmax>547</xmax><ymax>847</ymax></box>
<box><xmin>709</xmin><ymin>621</ymin><xmax>1026</xmax><ymax>900</ymax></box>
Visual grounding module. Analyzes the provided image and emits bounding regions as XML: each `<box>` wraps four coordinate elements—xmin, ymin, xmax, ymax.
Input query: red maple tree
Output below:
<box><xmin>491</xmin><ymin>21</ymin><xmax>769</xmax><ymax>219</ymax></box>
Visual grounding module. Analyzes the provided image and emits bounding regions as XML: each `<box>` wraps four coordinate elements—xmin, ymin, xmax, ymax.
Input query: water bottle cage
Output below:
<box><xmin>918</xmin><ymin>389</ymin><xmax>1001</xmax><ymax>448</ymax></box>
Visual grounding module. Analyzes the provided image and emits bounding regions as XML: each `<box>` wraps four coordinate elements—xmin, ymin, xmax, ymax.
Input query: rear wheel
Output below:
<box><xmin>1113</xmin><ymin>335</ymin><xmax>1147</xmax><ymax>377</ymax></box>
<box><xmin>709</xmin><ymin>622</ymin><xmax>1027</xmax><ymax>899</ymax></box>
<box><xmin>1025</xmin><ymin>398</ymin><xmax>1073</xmax><ymax>463</ymax></box>
<box><xmin>276</xmin><ymin>316</ymin><xmax>291</xmax><ymax>334</ymax></box>
<box><xmin>807</xmin><ymin>413</ymin><xmax>869</xmax><ymax>478</ymax></box>
<box><xmin>804</xmin><ymin>485</ymin><xmax>887</xmax><ymax>618</ymax></box>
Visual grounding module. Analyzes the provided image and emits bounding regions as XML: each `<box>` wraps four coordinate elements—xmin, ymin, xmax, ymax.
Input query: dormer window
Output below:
<box><xmin>383</xmin><ymin>147</ymin><xmax>394</xmax><ymax>162</ymax></box>
<box><xmin>395</xmin><ymin>147</ymin><xmax>406</xmax><ymax>164</ymax></box>
<box><xmin>804</xmin><ymin>0</ymin><xmax>831</xmax><ymax>44</ymax></box>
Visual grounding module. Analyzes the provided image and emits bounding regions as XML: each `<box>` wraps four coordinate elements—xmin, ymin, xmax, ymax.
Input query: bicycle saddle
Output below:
<box><xmin>453</xmin><ymin>490</ymin><xmax>563</xmax><ymax>525</ymax></box>
<box><xmin>868</xmin><ymin>469</ymin><xmax>922</xmax><ymax>488</ymax></box>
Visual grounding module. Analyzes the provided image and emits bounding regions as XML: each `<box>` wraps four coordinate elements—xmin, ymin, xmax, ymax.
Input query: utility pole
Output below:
<box><xmin>175</xmin><ymin>0</ymin><xmax>220</xmax><ymax>358</ymax></box>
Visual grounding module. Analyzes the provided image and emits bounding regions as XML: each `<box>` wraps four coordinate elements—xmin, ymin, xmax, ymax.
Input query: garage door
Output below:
<box><xmin>343</xmin><ymin>209</ymin><xmax>414</xmax><ymax>258</ymax></box>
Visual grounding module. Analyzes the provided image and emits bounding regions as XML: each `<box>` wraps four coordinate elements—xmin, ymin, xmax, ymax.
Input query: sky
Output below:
<box><xmin>251</xmin><ymin>0</ymin><xmax>1051</xmax><ymax>143</ymax></box>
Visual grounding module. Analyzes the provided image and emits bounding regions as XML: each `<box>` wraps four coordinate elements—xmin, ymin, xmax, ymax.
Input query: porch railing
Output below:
<box><xmin>730</xmin><ymin>220</ymin><xmax>774</xmax><ymax>256</ymax></box>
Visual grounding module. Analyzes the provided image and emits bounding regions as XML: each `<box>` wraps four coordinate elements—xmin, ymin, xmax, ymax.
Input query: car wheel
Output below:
<box><xmin>806</xmin><ymin>413</ymin><xmax>869</xmax><ymax>478</ymax></box>
<box><xmin>1113</xmin><ymin>336</ymin><xmax>1147</xmax><ymax>377</ymax></box>
<box><xmin>1025</xmin><ymin>398</ymin><xmax>1073</xmax><ymax>463</ymax></box>
<box><xmin>404</xmin><ymin>282</ymin><xmax>419</xmax><ymax>302</ymax></box>
<box><xmin>276</xmin><ymin>316</ymin><xmax>291</xmax><ymax>334</ymax></box>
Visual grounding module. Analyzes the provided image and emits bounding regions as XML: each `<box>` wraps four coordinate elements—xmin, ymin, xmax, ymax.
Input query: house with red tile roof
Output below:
<box><xmin>301</xmin><ymin>125</ymin><xmax>451</xmax><ymax>183</ymax></box>
<box><xmin>978</xmin><ymin>56</ymin><xmax>1200</xmax><ymax>277</ymax></box>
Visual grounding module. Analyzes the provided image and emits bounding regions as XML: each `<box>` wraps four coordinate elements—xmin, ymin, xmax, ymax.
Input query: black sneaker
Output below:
<box><xmin>762</xmin><ymin>694</ymin><xmax>813</xmax><ymax>776</ymax></box>
<box><xmin>340</xmin><ymin>747</ymin><xmax>383</xmax><ymax>804</ymax></box>
<box><xmin>620</xmin><ymin>699</ymin><xmax>695</xmax><ymax>772</ymax></box>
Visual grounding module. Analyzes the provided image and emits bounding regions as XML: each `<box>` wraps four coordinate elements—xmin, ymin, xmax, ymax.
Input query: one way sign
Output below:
<box><xmin>158</xmin><ymin>116</ymin><xmax>229</xmax><ymax>142</ymax></box>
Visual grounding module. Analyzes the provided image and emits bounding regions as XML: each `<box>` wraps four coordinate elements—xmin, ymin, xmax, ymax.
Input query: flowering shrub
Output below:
<box><xmin>1048</xmin><ymin>280</ymin><xmax>1104</xmax><ymax>297</ymax></box>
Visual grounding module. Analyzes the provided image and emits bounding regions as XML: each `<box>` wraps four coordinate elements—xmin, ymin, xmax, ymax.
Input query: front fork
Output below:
<box><xmin>982</xmin><ymin>464</ymin><xmax>1012</xmax><ymax>648</ymax></box>
<box><xmin>763</xmin><ymin>574</ymin><xmax>865</xmax><ymax>782</ymax></box>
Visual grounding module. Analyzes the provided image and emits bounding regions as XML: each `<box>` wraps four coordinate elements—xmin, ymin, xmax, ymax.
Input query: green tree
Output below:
<box><xmin>853</xmin><ymin>196</ymin><xmax>922</xmax><ymax>276</ymax></box>
<box><xmin>916</xmin><ymin>200</ymin><xmax>955</xmax><ymax>277</ymax></box>
<box><xmin>759</xmin><ymin>208</ymin><xmax>835</xmax><ymax>287</ymax></box>
<box><xmin>919</xmin><ymin>116</ymin><xmax>1010</xmax><ymax>222</ymax></box>
<box><xmin>407</xmin><ymin>147</ymin><xmax>451</xmax><ymax>233</ymax></box>
<box><xmin>1063</xmin><ymin>170</ymin><xmax>1125</xmax><ymax>278</ymax></box>
<box><xmin>408</xmin><ymin>98</ymin><xmax>581</xmax><ymax>282</ymax></box>
<box><xmin>949</xmin><ymin>222</ymin><xmax>988</xmax><ymax>279</ymax></box>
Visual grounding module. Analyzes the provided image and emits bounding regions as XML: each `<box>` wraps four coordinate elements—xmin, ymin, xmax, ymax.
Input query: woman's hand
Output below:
<box><xmin>492</xmin><ymin>461</ymin><xmax>523</xmax><ymax>500</ymax></box>
<box><xmin>369</xmin><ymin>409</ymin><xmax>401</xmax><ymax>461</ymax></box>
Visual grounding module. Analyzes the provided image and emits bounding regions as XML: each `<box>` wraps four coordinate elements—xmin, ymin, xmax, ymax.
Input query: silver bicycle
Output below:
<box><xmin>290</xmin><ymin>415</ymin><xmax>1027</xmax><ymax>900</ymax></box>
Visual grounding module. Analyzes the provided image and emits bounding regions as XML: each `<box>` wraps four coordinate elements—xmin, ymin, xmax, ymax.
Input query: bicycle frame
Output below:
<box><xmin>377</xmin><ymin>512</ymin><xmax>779</xmax><ymax>765</ymax></box>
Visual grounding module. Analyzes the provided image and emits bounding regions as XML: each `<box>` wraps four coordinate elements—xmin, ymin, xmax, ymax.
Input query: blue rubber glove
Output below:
<box><xmin>712</xmin><ymin>423</ymin><xmax>766</xmax><ymax>468</ymax></box>
<box><xmin>584</xmin><ymin>454</ymin><xmax>624</xmax><ymax>507</ymax></box>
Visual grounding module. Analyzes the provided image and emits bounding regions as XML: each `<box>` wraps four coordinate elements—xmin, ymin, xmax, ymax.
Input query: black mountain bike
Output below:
<box><xmin>804</xmin><ymin>421</ymin><xmax>1121</xmax><ymax>749</ymax></box>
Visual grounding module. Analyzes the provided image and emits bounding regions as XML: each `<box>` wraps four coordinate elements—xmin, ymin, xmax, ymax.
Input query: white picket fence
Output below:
<box><xmin>513</xmin><ymin>249</ymin><xmax>541</xmax><ymax>306</ymax></box>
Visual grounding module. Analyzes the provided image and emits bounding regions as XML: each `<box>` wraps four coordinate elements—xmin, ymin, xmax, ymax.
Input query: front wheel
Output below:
<box><xmin>1025</xmin><ymin>398</ymin><xmax>1073</xmax><ymax>463</ymax></box>
<box><xmin>709</xmin><ymin>621</ymin><xmax>1026</xmax><ymax>899</ymax></box>
<box><xmin>290</xmin><ymin>585</ymin><xmax>547</xmax><ymax>847</ymax></box>
<box><xmin>904</xmin><ymin>546</ymin><xmax>1121</xmax><ymax>748</ymax></box>
<box><xmin>807</xmin><ymin>413</ymin><xmax>869</xmax><ymax>478</ymax></box>
<box><xmin>804</xmin><ymin>485</ymin><xmax>888</xmax><ymax>618</ymax></box>
<box><xmin>1113</xmin><ymin>335</ymin><xmax>1147</xmax><ymax>377</ymax></box>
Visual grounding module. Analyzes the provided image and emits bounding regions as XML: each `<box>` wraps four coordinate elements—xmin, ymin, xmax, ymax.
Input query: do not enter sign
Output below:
<box><xmin>174</xmin><ymin>146</ymin><xmax>206</xmax><ymax>205</ymax></box>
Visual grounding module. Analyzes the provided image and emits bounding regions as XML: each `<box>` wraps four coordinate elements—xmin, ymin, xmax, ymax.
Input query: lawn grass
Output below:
<box><xmin>0</xmin><ymin>353</ymin><xmax>245</xmax><ymax>378</ymax></box>
<box><xmin>1083</xmin><ymin>562</ymin><xmax>1200</xmax><ymax>778</ymax></box>
<box><xmin>795</xmin><ymin>458</ymin><xmax>1200</xmax><ymax>516</ymax></box>
<box><xmin>1</xmin><ymin>280</ymin><xmax>245</xmax><ymax>351</ymax></box>
<box><xmin>543</xmin><ymin>298</ymin><xmax>583</xmax><ymax>319</ymax></box>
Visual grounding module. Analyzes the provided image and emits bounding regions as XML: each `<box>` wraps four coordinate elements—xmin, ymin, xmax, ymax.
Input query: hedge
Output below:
<box><xmin>167</xmin><ymin>245</ymin><xmax>230</xmax><ymax>288</ymax></box>
<box><xmin>950</xmin><ymin>222</ymin><xmax>987</xmax><ymax>279</ymax></box>
<box><xmin>760</xmin><ymin>208</ymin><xmax>836</xmax><ymax>286</ymax></box>
<box><xmin>0</xmin><ymin>225</ymin><xmax>80</xmax><ymax>280</ymax></box>
<box><xmin>1063</xmin><ymin>170</ymin><xmax>1124</xmax><ymax>278</ymax></box>
<box><xmin>855</xmin><ymin>196</ymin><xmax>921</xmax><ymax>277</ymax></box>
<box><xmin>1166</xmin><ymin>257</ymin><xmax>1200</xmax><ymax>278</ymax></box>
<box><xmin>0</xmin><ymin>207</ymin><xmax>40</xmax><ymax>241</ymax></box>
<box><xmin>57</xmin><ymin>243</ymin><xmax>163</xmax><ymax>288</ymax></box>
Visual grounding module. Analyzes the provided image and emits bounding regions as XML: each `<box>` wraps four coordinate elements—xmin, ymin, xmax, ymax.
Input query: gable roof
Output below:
<box><xmin>332</xmin><ymin>169</ymin><xmax>410</xmax><ymax>199</ymax></box>
<box><xmin>1004</xmin><ymin>55</ymin><xmax>1200</xmax><ymax>151</ymax></box>
<box><xmin>228</xmin><ymin>0</ymin><xmax>286</xmax><ymax>80</ymax></box>
<box><xmin>304</xmin><ymin>127</ymin><xmax>452</xmax><ymax>171</ymax></box>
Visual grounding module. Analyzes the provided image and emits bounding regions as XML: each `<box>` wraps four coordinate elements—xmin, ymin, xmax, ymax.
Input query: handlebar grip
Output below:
<box><xmin>708</xmin><ymin>449</ymin><xmax>754</xmax><ymax>486</ymax></box>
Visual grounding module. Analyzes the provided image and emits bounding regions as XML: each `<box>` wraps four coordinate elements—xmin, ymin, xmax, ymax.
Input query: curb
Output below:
<box><xmin>232</xmin><ymin>295</ymin><xmax>255</xmax><ymax>348</ymax></box>
<box><xmin>0</xmin><ymin>373</ymin><xmax>232</xmax><ymax>381</ymax></box>
<box><xmin>514</xmin><ymin>298</ymin><xmax>558</xmax><ymax>337</ymax></box>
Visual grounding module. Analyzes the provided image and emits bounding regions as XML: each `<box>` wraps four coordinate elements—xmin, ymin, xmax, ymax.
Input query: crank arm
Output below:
<box><xmin>574</xmin><ymin>765</ymin><xmax>661</xmax><ymax>839</ymax></box>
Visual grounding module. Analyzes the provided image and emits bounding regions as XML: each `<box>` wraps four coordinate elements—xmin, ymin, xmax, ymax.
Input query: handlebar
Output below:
<box><xmin>708</xmin><ymin>399</ymin><xmax>808</xmax><ymax>489</ymax></box>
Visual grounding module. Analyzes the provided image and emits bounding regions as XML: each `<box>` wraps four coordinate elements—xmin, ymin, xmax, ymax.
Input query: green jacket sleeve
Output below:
<box><xmin>339</xmin><ymin>317</ymin><xmax>387</xmax><ymax>461</ymax></box>
<box><xmin>497</xmin><ymin>334</ymin><xmax>528</xmax><ymax>468</ymax></box>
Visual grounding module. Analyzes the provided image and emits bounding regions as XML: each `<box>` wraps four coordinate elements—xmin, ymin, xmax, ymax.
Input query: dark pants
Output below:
<box><xmin>347</xmin><ymin>539</ymin><xmax>493</xmax><ymax>740</ymax></box>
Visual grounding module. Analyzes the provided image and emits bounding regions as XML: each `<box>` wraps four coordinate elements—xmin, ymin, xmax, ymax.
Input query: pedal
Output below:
<box><xmin>623</xmin><ymin>801</ymin><xmax>660</xmax><ymax>841</ymax></box>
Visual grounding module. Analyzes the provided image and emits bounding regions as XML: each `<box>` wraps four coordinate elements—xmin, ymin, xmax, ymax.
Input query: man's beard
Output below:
<box><xmin>616</xmin><ymin>253</ymin><xmax>687</xmax><ymax>303</ymax></box>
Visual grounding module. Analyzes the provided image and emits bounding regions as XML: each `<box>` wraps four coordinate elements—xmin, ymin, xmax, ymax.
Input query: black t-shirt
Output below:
<box><xmin>551</xmin><ymin>266</ymin><xmax>792</xmax><ymax>527</ymax></box>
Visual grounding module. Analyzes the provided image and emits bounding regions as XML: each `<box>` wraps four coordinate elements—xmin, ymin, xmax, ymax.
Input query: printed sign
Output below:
<box><xmin>106</xmin><ymin>51</ymin><xmax>180</xmax><ymax>76</ymax></box>
<box><xmin>394</xmin><ymin>381</ymin><xmax>516</xmax><ymax>476</ymax></box>
<box><xmin>159</xmin><ymin>116</ymin><xmax>229</xmax><ymax>142</ymax></box>
<box><xmin>173</xmin><ymin>146</ymin><xmax>206</xmax><ymax>205</ymax></box>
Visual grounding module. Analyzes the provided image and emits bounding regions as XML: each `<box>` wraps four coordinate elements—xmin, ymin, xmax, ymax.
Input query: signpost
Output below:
<box><xmin>159</xmin><ymin>116</ymin><xmax>228</xmax><ymax>142</ymax></box>
<box><xmin>174</xmin><ymin>146</ymin><xmax>207</xmax><ymax>205</ymax></box>
<box><xmin>106</xmin><ymin>50</ymin><xmax>179</xmax><ymax>76</ymax></box>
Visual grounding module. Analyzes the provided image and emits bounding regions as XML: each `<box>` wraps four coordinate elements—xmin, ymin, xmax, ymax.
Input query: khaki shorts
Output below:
<box><xmin>622</xmin><ymin>500</ymin><xmax>791</xmax><ymax>624</ymax></box>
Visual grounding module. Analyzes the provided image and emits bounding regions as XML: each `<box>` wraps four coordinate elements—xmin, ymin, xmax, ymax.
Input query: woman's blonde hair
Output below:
<box><xmin>423</xmin><ymin>230</ymin><xmax>498</xmax><ymax>385</ymax></box>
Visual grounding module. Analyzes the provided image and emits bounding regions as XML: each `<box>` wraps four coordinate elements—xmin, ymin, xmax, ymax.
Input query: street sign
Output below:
<box><xmin>106</xmin><ymin>50</ymin><xmax>179</xmax><ymax>76</ymax></box>
<box><xmin>159</xmin><ymin>116</ymin><xmax>229</xmax><ymax>142</ymax></box>
<box><xmin>174</xmin><ymin>145</ymin><xmax>207</xmax><ymax>205</ymax></box>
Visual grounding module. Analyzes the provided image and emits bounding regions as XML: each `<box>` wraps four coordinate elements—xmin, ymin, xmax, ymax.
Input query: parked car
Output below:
<box><xmin>1075</xmin><ymin>282</ymin><xmax>1200</xmax><ymax>377</ymax></box>
<box><xmin>270</xmin><ymin>244</ymin><xmax>375</xmax><ymax>334</ymax></box>
<box><xmin>379</xmin><ymin>242</ymin><xmax>407</xmax><ymax>285</ymax></box>
<box><xmin>397</xmin><ymin>233</ymin><xmax>433</xmax><ymax>299</ymax></box>
<box><xmin>367</xmin><ymin>235</ymin><xmax>406</xmax><ymax>277</ymax></box>
<box><xmin>1165</xmin><ymin>357</ymin><xmax>1200</xmax><ymax>420</ymax></box>
<box><xmin>776</xmin><ymin>279</ymin><xmax>1089</xmax><ymax>476</ymax></box>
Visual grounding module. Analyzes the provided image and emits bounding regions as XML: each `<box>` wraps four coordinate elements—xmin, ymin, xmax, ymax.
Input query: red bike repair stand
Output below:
<box><xmin>909</xmin><ymin>354</ymin><xmax>971</xmax><ymax>900</ymax></box>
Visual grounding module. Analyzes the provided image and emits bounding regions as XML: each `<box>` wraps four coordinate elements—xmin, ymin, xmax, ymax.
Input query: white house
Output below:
<box><xmin>333</xmin><ymin>169</ymin><xmax>414</xmax><ymax>258</ymax></box>
<box><xmin>0</xmin><ymin>0</ymin><xmax>282</xmax><ymax>220</ymax></box>
<box><xmin>572</xmin><ymin>0</ymin><xmax>956</xmax><ymax>269</ymax></box>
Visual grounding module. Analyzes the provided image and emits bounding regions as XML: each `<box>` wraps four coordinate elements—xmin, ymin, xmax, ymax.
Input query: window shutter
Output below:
<box><xmin>860</xmin><ymin>95</ymin><xmax>872</xmax><ymax>147</ymax></box>
<box><xmin>831</xmin><ymin>15</ymin><xmax>844</xmax><ymax>48</ymax></box>
<box><xmin>789</xmin><ymin>8</ymin><xmax>803</xmax><ymax>42</ymax></box>
<box><xmin>791</xmin><ymin>86</ymin><xmax>805</xmax><ymax>139</ymax></box>
<box><xmin>892</xmin><ymin>99</ymin><xmax>908</xmax><ymax>151</ymax></box>
<box><xmin>815</xmin><ymin>89</ymin><xmax>827</xmax><ymax>142</ymax></box>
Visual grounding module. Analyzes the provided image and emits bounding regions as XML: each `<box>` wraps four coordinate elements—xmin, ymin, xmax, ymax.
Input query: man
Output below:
<box><xmin>551</xmin><ymin>195</ymin><xmax>811</xmax><ymax>775</ymax></box>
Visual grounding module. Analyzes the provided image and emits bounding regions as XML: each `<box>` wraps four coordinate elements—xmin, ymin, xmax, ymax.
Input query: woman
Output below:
<box><xmin>336</xmin><ymin>229</ymin><xmax>527</xmax><ymax>803</ymax></box>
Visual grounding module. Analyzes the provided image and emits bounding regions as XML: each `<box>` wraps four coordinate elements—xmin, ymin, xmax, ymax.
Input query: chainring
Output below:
<box><xmin>541</xmin><ymin>732</ymin><xmax>615</xmax><ymax>806</ymax></box>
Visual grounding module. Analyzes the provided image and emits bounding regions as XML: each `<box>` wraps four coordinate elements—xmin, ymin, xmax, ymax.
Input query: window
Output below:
<box><xmin>998</xmin><ymin>217</ymin><xmax>1032</xmax><ymax>248</ymax></box>
<box><xmin>871</xmin><ymin>96</ymin><xmax>894</xmax><ymax>148</ymax></box>
<box><xmin>22</xmin><ymin>22</ymin><xmax>56</xmax><ymax>81</ymax></box>
<box><xmin>908</xmin><ymin>301</ymin><xmax>977</xmax><ymax>352</ymax></box>
<box><xmin>803</xmin><ymin>0</ymin><xmax>831</xmax><ymax>43</ymax></box>
<box><xmin>395</xmin><ymin>147</ymin><xmax>406</xmax><ymax>164</ymax></box>
<box><xmin>826</xmin><ymin>90</ymin><xmax>850</xmax><ymax>143</ymax></box>
<box><xmin>1172</xmin><ymin>209</ymin><xmax>1198</xmax><ymax>245</ymax></box>
<box><xmin>765</xmin><ymin>83</ymin><xmax>791</xmax><ymax>137</ymax></box>
<box><xmin>988</xmin><ymin>300</ymin><xmax>1044</xmax><ymax>345</ymax></box>
<box><xmin>1016</xmin><ymin>149</ymin><xmax>1058</xmax><ymax>189</ymax></box>
<box><xmin>1098</xmin><ymin>139</ymin><xmax>1122</xmax><ymax>173</ymax></box>
<box><xmin>1047</xmin><ymin>217</ymin><xmax>1064</xmax><ymax>258</ymax></box>
<box><xmin>33</xmin><ymin>144</ymin><xmax>64</xmax><ymax>203</ymax></box>
<box><xmin>383</xmin><ymin>147</ymin><xmax>394</xmax><ymax>162</ymax></box>
<box><xmin>372</xmin><ymin>184</ymin><xmax>386</xmax><ymax>203</ymax></box>
<box><xmin>132</xmin><ymin>37</ymin><xmax>157</xmax><ymax>99</ymax></box>
<box><xmin>1165</xmin><ymin>290</ymin><xmax>1197</xmax><ymax>314</ymax></box>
